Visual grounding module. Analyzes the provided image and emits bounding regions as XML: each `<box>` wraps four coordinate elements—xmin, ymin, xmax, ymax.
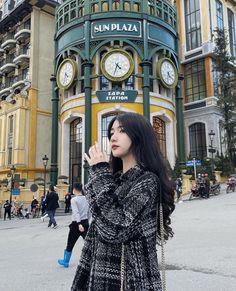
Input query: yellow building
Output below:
<box><xmin>0</xmin><ymin>0</ymin><xmax>60</xmax><ymax>202</ymax></box>
<box><xmin>177</xmin><ymin>0</ymin><xmax>236</xmax><ymax>161</ymax></box>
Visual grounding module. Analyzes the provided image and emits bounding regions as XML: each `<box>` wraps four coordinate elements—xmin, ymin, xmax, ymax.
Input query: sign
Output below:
<box><xmin>12</xmin><ymin>188</ymin><xmax>20</xmax><ymax>195</ymax></box>
<box><xmin>208</xmin><ymin>148</ymin><xmax>216</xmax><ymax>153</ymax></box>
<box><xmin>96</xmin><ymin>90</ymin><xmax>138</xmax><ymax>103</ymax></box>
<box><xmin>30</xmin><ymin>184</ymin><xmax>39</xmax><ymax>192</ymax></box>
<box><xmin>186</xmin><ymin>160</ymin><xmax>202</xmax><ymax>167</ymax></box>
<box><xmin>91</xmin><ymin>20</ymin><xmax>142</xmax><ymax>38</ymax></box>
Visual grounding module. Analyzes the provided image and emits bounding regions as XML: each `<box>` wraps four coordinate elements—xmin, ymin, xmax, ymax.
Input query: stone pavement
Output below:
<box><xmin>0</xmin><ymin>186</ymin><xmax>236</xmax><ymax>291</ymax></box>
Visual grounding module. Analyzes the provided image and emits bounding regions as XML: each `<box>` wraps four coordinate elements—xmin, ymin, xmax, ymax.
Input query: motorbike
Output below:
<box><xmin>226</xmin><ymin>179</ymin><xmax>235</xmax><ymax>193</ymax></box>
<box><xmin>189</xmin><ymin>184</ymin><xmax>205</xmax><ymax>200</ymax></box>
<box><xmin>209</xmin><ymin>183</ymin><xmax>221</xmax><ymax>196</ymax></box>
<box><xmin>189</xmin><ymin>182</ymin><xmax>220</xmax><ymax>200</ymax></box>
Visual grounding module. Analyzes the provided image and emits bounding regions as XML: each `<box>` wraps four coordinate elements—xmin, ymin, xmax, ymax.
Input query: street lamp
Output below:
<box><xmin>9</xmin><ymin>164</ymin><xmax>16</xmax><ymax>204</ymax></box>
<box><xmin>42</xmin><ymin>154</ymin><xmax>49</xmax><ymax>196</ymax></box>
<box><xmin>208</xmin><ymin>130</ymin><xmax>216</xmax><ymax>173</ymax></box>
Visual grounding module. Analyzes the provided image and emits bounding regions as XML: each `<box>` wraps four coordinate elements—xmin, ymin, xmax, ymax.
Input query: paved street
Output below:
<box><xmin>0</xmin><ymin>188</ymin><xmax>236</xmax><ymax>291</ymax></box>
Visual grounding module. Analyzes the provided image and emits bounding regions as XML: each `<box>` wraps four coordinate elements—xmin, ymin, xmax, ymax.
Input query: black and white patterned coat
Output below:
<box><xmin>71</xmin><ymin>163</ymin><xmax>162</xmax><ymax>291</ymax></box>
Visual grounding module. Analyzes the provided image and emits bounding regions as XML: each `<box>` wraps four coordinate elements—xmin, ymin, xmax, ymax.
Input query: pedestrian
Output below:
<box><xmin>3</xmin><ymin>200</ymin><xmax>12</xmax><ymax>220</ymax></box>
<box><xmin>204</xmin><ymin>173</ymin><xmax>210</xmax><ymax>198</ymax></box>
<box><xmin>197</xmin><ymin>173</ymin><xmax>206</xmax><ymax>198</ymax></box>
<box><xmin>44</xmin><ymin>185</ymin><xmax>59</xmax><ymax>228</ymax></box>
<box><xmin>31</xmin><ymin>197</ymin><xmax>39</xmax><ymax>218</ymax></box>
<box><xmin>40</xmin><ymin>191</ymin><xmax>49</xmax><ymax>222</ymax></box>
<box><xmin>71</xmin><ymin>112</ymin><xmax>175</xmax><ymax>290</ymax></box>
<box><xmin>40</xmin><ymin>193</ymin><xmax>47</xmax><ymax>216</ymax></box>
<box><xmin>58</xmin><ymin>182</ymin><xmax>89</xmax><ymax>268</ymax></box>
<box><xmin>64</xmin><ymin>191</ymin><xmax>72</xmax><ymax>213</ymax></box>
<box><xmin>175</xmin><ymin>177</ymin><xmax>182</xmax><ymax>201</ymax></box>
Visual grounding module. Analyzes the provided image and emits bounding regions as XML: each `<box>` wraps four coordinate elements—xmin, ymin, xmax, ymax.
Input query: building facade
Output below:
<box><xmin>177</xmin><ymin>0</ymin><xmax>236</xmax><ymax>162</ymax></box>
<box><xmin>53</xmin><ymin>0</ymin><xmax>184</xmax><ymax>186</ymax></box>
<box><xmin>0</xmin><ymin>0</ymin><xmax>60</xmax><ymax>195</ymax></box>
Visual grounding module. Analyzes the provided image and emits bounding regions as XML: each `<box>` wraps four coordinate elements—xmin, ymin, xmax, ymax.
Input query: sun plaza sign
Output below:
<box><xmin>91</xmin><ymin>20</ymin><xmax>142</xmax><ymax>38</ymax></box>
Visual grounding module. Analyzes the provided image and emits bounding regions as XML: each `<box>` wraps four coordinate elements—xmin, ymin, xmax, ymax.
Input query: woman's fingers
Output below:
<box><xmin>85</xmin><ymin>142</ymin><xmax>107</xmax><ymax>166</ymax></box>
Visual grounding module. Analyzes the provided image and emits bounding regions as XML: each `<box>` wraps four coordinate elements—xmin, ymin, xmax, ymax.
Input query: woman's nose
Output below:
<box><xmin>110</xmin><ymin>133</ymin><xmax>117</xmax><ymax>142</ymax></box>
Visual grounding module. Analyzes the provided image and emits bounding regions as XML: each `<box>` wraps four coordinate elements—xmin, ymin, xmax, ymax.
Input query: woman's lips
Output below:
<box><xmin>112</xmin><ymin>145</ymin><xmax>119</xmax><ymax>150</ymax></box>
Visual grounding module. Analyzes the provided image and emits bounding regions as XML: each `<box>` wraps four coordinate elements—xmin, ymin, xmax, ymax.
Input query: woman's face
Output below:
<box><xmin>109</xmin><ymin>120</ymin><xmax>133</xmax><ymax>159</ymax></box>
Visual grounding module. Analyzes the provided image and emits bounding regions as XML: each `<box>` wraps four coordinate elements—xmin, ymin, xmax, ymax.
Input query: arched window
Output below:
<box><xmin>124</xmin><ymin>1</ymin><xmax>130</xmax><ymax>11</ymax></box>
<box><xmin>112</xmin><ymin>0</ymin><xmax>120</xmax><ymax>10</ymax></box>
<box><xmin>102</xmin><ymin>1</ymin><xmax>108</xmax><ymax>11</ymax></box>
<box><xmin>70</xmin><ymin>118</ymin><xmax>83</xmax><ymax>187</ymax></box>
<box><xmin>189</xmin><ymin>123</ymin><xmax>207</xmax><ymax>159</ymax></box>
<box><xmin>101</xmin><ymin>113</ymin><xmax>118</xmax><ymax>155</ymax></box>
<box><xmin>153</xmin><ymin>116</ymin><xmax>166</xmax><ymax>158</ymax></box>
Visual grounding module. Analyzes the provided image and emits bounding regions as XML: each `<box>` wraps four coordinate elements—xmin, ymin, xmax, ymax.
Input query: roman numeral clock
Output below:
<box><xmin>156</xmin><ymin>57</ymin><xmax>178</xmax><ymax>89</ymax></box>
<box><xmin>100</xmin><ymin>49</ymin><xmax>134</xmax><ymax>82</ymax></box>
<box><xmin>56</xmin><ymin>58</ymin><xmax>77</xmax><ymax>90</ymax></box>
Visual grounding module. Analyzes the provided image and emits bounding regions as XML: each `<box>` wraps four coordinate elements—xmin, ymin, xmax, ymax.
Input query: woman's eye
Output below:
<box><xmin>119</xmin><ymin>127</ymin><xmax>125</xmax><ymax>133</ymax></box>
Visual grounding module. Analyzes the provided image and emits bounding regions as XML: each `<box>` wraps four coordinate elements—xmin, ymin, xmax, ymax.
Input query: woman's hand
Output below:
<box><xmin>84</xmin><ymin>142</ymin><xmax>108</xmax><ymax>166</ymax></box>
<box><xmin>78</xmin><ymin>224</ymin><xmax>85</xmax><ymax>232</ymax></box>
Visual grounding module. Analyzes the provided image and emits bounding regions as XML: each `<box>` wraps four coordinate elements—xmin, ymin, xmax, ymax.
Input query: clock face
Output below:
<box><xmin>57</xmin><ymin>59</ymin><xmax>77</xmax><ymax>89</ymax></box>
<box><xmin>157</xmin><ymin>58</ymin><xmax>178</xmax><ymax>88</ymax></box>
<box><xmin>101</xmin><ymin>50</ymin><xmax>134</xmax><ymax>82</ymax></box>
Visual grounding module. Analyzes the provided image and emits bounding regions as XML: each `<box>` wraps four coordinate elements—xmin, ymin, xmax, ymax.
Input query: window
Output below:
<box><xmin>184</xmin><ymin>59</ymin><xmax>206</xmax><ymax>103</ymax></box>
<box><xmin>189</xmin><ymin>123</ymin><xmax>207</xmax><ymax>159</ymax></box>
<box><xmin>228</xmin><ymin>9</ymin><xmax>236</xmax><ymax>57</ymax></box>
<box><xmin>100</xmin><ymin>50</ymin><xmax>109</xmax><ymax>90</ymax></box>
<box><xmin>184</xmin><ymin>0</ymin><xmax>202</xmax><ymax>50</ymax></box>
<box><xmin>8</xmin><ymin>115</ymin><xmax>14</xmax><ymax>165</ymax></box>
<box><xmin>125</xmin><ymin>50</ymin><xmax>134</xmax><ymax>90</ymax></box>
<box><xmin>216</xmin><ymin>0</ymin><xmax>224</xmax><ymax>30</ymax></box>
<box><xmin>70</xmin><ymin>118</ymin><xmax>83</xmax><ymax>187</ymax></box>
<box><xmin>101</xmin><ymin>113</ymin><xmax>118</xmax><ymax>155</ymax></box>
<box><xmin>153</xmin><ymin>116</ymin><xmax>166</xmax><ymax>158</ymax></box>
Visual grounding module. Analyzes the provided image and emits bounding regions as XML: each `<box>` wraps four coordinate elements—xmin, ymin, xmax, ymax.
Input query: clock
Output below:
<box><xmin>56</xmin><ymin>58</ymin><xmax>77</xmax><ymax>90</ymax></box>
<box><xmin>100</xmin><ymin>49</ymin><xmax>134</xmax><ymax>82</ymax></box>
<box><xmin>157</xmin><ymin>58</ymin><xmax>178</xmax><ymax>89</ymax></box>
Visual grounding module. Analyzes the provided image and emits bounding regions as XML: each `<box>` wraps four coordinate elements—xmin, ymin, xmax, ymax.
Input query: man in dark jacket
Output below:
<box><xmin>3</xmin><ymin>200</ymin><xmax>12</xmax><ymax>220</ymax></box>
<box><xmin>45</xmin><ymin>185</ymin><xmax>59</xmax><ymax>228</ymax></box>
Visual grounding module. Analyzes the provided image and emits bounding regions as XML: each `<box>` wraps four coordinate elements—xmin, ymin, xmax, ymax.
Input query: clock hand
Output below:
<box><xmin>113</xmin><ymin>63</ymin><xmax>121</xmax><ymax>75</ymax></box>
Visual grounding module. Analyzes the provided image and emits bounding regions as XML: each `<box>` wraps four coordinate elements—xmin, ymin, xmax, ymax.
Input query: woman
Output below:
<box><xmin>71</xmin><ymin>112</ymin><xmax>175</xmax><ymax>290</ymax></box>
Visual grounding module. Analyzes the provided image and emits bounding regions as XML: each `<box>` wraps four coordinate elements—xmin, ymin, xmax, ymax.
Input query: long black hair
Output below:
<box><xmin>107</xmin><ymin>112</ymin><xmax>175</xmax><ymax>241</ymax></box>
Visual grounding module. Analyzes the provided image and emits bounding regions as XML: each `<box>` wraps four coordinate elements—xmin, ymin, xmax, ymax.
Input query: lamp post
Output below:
<box><xmin>9</xmin><ymin>164</ymin><xmax>16</xmax><ymax>204</ymax></box>
<box><xmin>42</xmin><ymin>155</ymin><xmax>49</xmax><ymax>196</ymax></box>
<box><xmin>208</xmin><ymin>130</ymin><xmax>216</xmax><ymax>174</ymax></box>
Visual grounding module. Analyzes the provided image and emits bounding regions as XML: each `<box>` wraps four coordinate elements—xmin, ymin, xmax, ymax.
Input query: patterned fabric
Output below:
<box><xmin>71</xmin><ymin>163</ymin><xmax>162</xmax><ymax>291</ymax></box>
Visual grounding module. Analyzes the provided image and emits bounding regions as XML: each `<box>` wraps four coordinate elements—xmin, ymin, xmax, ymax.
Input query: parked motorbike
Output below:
<box><xmin>209</xmin><ymin>183</ymin><xmax>221</xmax><ymax>195</ymax></box>
<box><xmin>226</xmin><ymin>178</ymin><xmax>235</xmax><ymax>193</ymax></box>
<box><xmin>189</xmin><ymin>184</ymin><xmax>205</xmax><ymax>200</ymax></box>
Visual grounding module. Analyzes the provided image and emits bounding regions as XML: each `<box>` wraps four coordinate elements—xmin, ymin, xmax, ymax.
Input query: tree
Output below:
<box><xmin>213</xmin><ymin>28</ymin><xmax>236</xmax><ymax>172</ymax></box>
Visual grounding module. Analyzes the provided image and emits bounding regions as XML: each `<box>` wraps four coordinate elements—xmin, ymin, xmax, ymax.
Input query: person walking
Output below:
<box><xmin>71</xmin><ymin>112</ymin><xmax>175</xmax><ymax>291</ymax></box>
<box><xmin>3</xmin><ymin>200</ymin><xmax>12</xmax><ymax>220</ymax></box>
<box><xmin>44</xmin><ymin>185</ymin><xmax>59</xmax><ymax>228</ymax></box>
<box><xmin>58</xmin><ymin>182</ymin><xmax>89</xmax><ymax>268</ymax></box>
<box><xmin>204</xmin><ymin>173</ymin><xmax>211</xmax><ymax>198</ymax></box>
<box><xmin>175</xmin><ymin>177</ymin><xmax>182</xmax><ymax>202</ymax></box>
<box><xmin>64</xmin><ymin>191</ymin><xmax>72</xmax><ymax>213</ymax></box>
